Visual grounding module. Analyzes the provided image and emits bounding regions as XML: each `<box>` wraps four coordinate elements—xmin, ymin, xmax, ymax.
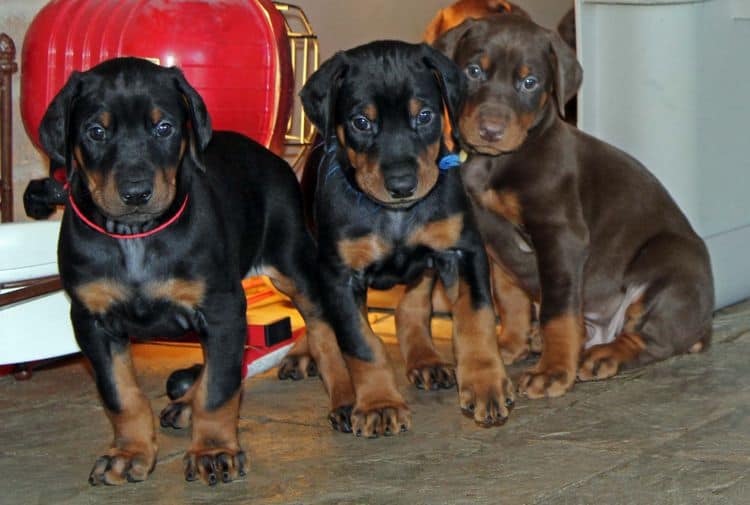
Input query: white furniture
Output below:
<box><xmin>575</xmin><ymin>0</ymin><xmax>750</xmax><ymax>308</ymax></box>
<box><xmin>0</xmin><ymin>220</ymin><xmax>79</xmax><ymax>365</ymax></box>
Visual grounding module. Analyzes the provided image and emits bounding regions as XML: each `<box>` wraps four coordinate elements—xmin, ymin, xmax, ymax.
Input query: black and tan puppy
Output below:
<box><xmin>296</xmin><ymin>41</ymin><xmax>514</xmax><ymax>436</ymax></box>
<box><xmin>40</xmin><ymin>57</ymin><xmax>351</xmax><ymax>485</ymax></box>
<box><xmin>435</xmin><ymin>16</ymin><xmax>714</xmax><ymax>398</ymax></box>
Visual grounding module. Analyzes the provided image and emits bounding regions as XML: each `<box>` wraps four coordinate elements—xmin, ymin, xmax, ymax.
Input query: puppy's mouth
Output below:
<box><xmin>458</xmin><ymin>109</ymin><xmax>531</xmax><ymax>155</ymax></box>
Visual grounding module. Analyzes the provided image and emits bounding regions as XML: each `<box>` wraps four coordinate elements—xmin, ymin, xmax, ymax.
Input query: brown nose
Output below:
<box><xmin>479</xmin><ymin>118</ymin><xmax>505</xmax><ymax>142</ymax></box>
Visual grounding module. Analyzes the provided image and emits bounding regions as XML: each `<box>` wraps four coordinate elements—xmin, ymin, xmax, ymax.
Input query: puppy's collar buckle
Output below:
<box><xmin>438</xmin><ymin>153</ymin><xmax>462</xmax><ymax>170</ymax></box>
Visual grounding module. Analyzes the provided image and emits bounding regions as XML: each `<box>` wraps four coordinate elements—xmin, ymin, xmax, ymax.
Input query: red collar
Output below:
<box><xmin>68</xmin><ymin>192</ymin><xmax>189</xmax><ymax>239</ymax></box>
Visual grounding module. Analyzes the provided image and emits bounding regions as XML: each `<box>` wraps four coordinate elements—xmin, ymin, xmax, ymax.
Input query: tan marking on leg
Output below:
<box><xmin>266</xmin><ymin>267</ymin><xmax>355</xmax><ymax>412</ymax></box>
<box><xmin>337</xmin><ymin>234</ymin><xmax>392</xmax><ymax>270</ymax></box>
<box><xmin>578</xmin><ymin>333</ymin><xmax>646</xmax><ymax>381</ymax></box>
<box><xmin>491</xmin><ymin>260</ymin><xmax>534</xmax><ymax>364</ymax></box>
<box><xmin>450</xmin><ymin>280</ymin><xmax>513</xmax><ymax>426</ymax></box>
<box><xmin>519</xmin><ymin>313</ymin><xmax>583</xmax><ymax>399</ymax></box>
<box><xmin>185</xmin><ymin>365</ymin><xmax>244</xmax><ymax>484</ymax></box>
<box><xmin>92</xmin><ymin>350</ymin><xmax>156</xmax><ymax>485</ymax></box>
<box><xmin>395</xmin><ymin>272</ymin><xmax>455</xmax><ymax>390</ymax></box>
<box><xmin>479</xmin><ymin>189</ymin><xmax>523</xmax><ymax>226</ymax></box>
<box><xmin>406</xmin><ymin>213</ymin><xmax>464</xmax><ymax>251</ymax></box>
<box><xmin>146</xmin><ymin>278</ymin><xmax>205</xmax><ymax>309</ymax></box>
<box><xmin>346</xmin><ymin>315</ymin><xmax>411</xmax><ymax>437</ymax></box>
<box><xmin>75</xmin><ymin>280</ymin><xmax>131</xmax><ymax>315</ymax></box>
<box><xmin>689</xmin><ymin>341</ymin><xmax>704</xmax><ymax>353</ymax></box>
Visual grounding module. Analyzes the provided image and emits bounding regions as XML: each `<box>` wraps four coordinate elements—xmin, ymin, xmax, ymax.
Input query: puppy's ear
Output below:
<box><xmin>39</xmin><ymin>71</ymin><xmax>82</xmax><ymax>174</ymax></box>
<box><xmin>421</xmin><ymin>44</ymin><xmax>466</xmax><ymax>148</ymax></box>
<box><xmin>432</xmin><ymin>18</ymin><xmax>477</xmax><ymax>60</ymax></box>
<box><xmin>171</xmin><ymin>67</ymin><xmax>212</xmax><ymax>171</ymax></box>
<box><xmin>300</xmin><ymin>52</ymin><xmax>348</xmax><ymax>144</ymax></box>
<box><xmin>548</xmin><ymin>30</ymin><xmax>582</xmax><ymax>118</ymax></box>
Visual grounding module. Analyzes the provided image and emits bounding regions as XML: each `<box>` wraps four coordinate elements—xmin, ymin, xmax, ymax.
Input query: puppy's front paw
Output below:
<box><xmin>159</xmin><ymin>401</ymin><xmax>192</xmax><ymax>429</ymax></box>
<box><xmin>88</xmin><ymin>445</ymin><xmax>156</xmax><ymax>486</ymax></box>
<box><xmin>457</xmin><ymin>361</ymin><xmax>514</xmax><ymax>427</ymax></box>
<box><xmin>518</xmin><ymin>365</ymin><xmax>575</xmax><ymax>399</ymax></box>
<box><xmin>183</xmin><ymin>448</ymin><xmax>246</xmax><ymax>485</ymax></box>
<box><xmin>277</xmin><ymin>353</ymin><xmax>318</xmax><ymax>381</ymax></box>
<box><xmin>407</xmin><ymin>360</ymin><xmax>456</xmax><ymax>391</ymax></box>
<box><xmin>351</xmin><ymin>400</ymin><xmax>412</xmax><ymax>438</ymax></box>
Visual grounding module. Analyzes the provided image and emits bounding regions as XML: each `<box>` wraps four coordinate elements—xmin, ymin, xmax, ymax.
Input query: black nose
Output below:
<box><xmin>119</xmin><ymin>181</ymin><xmax>153</xmax><ymax>206</ymax></box>
<box><xmin>385</xmin><ymin>174</ymin><xmax>417</xmax><ymax>198</ymax></box>
<box><xmin>479</xmin><ymin>119</ymin><xmax>505</xmax><ymax>142</ymax></box>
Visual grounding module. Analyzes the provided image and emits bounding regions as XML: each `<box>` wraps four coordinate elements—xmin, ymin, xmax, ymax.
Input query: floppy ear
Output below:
<box><xmin>421</xmin><ymin>44</ymin><xmax>466</xmax><ymax>148</ymax></box>
<box><xmin>39</xmin><ymin>71</ymin><xmax>82</xmax><ymax>175</ymax></box>
<box><xmin>548</xmin><ymin>30</ymin><xmax>582</xmax><ymax>118</ymax></box>
<box><xmin>432</xmin><ymin>17</ymin><xmax>477</xmax><ymax>61</ymax></box>
<box><xmin>171</xmin><ymin>67</ymin><xmax>212</xmax><ymax>171</ymax></box>
<box><xmin>299</xmin><ymin>52</ymin><xmax>348</xmax><ymax>145</ymax></box>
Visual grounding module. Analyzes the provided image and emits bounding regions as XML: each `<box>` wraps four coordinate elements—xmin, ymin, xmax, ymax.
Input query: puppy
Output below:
<box><xmin>435</xmin><ymin>16</ymin><xmax>714</xmax><ymax>398</ymax></box>
<box><xmin>298</xmin><ymin>41</ymin><xmax>514</xmax><ymax>435</ymax></box>
<box><xmin>40</xmin><ymin>57</ymin><xmax>350</xmax><ymax>485</ymax></box>
<box><xmin>423</xmin><ymin>0</ymin><xmax>528</xmax><ymax>44</ymax></box>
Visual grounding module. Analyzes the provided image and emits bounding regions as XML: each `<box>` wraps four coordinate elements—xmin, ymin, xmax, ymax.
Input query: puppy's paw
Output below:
<box><xmin>328</xmin><ymin>405</ymin><xmax>354</xmax><ymax>433</ymax></box>
<box><xmin>351</xmin><ymin>401</ymin><xmax>412</xmax><ymax>438</ymax></box>
<box><xmin>277</xmin><ymin>353</ymin><xmax>318</xmax><ymax>381</ymax></box>
<box><xmin>498</xmin><ymin>332</ymin><xmax>531</xmax><ymax>365</ymax></box>
<box><xmin>518</xmin><ymin>365</ymin><xmax>575</xmax><ymax>399</ymax></box>
<box><xmin>407</xmin><ymin>360</ymin><xmax>456</xmax><ymax>391</ymax></box>
<box><xmin>88</xmin><ymin>446</ymin><xmax>156</xmax><ymax>486</ymax></box>
<box><xmin>578</xmin><ymin>344</ymin><xmax>623</xmax><ymax>381</ymax></box>
<box><xmin>159</xmin><ymin>401</ymin><xmax>192</xmax><ymax>429</ymax></box>
<box><xmin>458</xmin><ymin>361</ymin><xmax>514</xmax><ymax>427</ymax></box>
<box><xmin>183</xmin><ymin>448</ymin><xmax>246</xmax><ymax>485</ymax></box>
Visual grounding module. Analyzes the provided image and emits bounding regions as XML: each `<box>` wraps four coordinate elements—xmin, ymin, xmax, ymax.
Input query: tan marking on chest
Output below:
<box><xmin>338</xmin><ymin>235</ymin><xmax>392</xmax><ymax>270</ymax></box>
<box><xmin>479</xmin><ymin>190</ymin><xmax>523</xmax><ymax>226</ymax></box>
<box><xmin>146</xmin><ymin>278</ymin><xmax>206</xmax><ymax>309</ymax></box>
<box><xmin>75</xmin><ymin>280</ymin><xmax>131</xmax><ymax>314</ymax></box>
<box><xmin>407</xmin><ymin>213</ymin><xmax>464</xmax><ymax>251</ymax></box>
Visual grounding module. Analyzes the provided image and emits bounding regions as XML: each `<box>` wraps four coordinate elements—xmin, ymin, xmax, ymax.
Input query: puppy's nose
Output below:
<box><xmin>479</xmin><ymin>118</ymin><xmax>505</xmax><ymax>142</ymax></box>
<box><xmin>119</xmin><ymin>181</ymin><xmax>153</xmax><ymax>206</ymax></box>
<box><xmin>385</xmin><ymin>174</ymin><xmax>417</xmax><ymax>199</ymax></box>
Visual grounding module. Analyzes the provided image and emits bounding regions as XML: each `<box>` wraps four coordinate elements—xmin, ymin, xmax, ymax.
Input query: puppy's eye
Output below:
<box><xmin>352</xmin><ymin>115</ymin><xmax>372</xmax><ymax>132</ymax></box>
<box><xmin>154</xmin><ymin>121</ymin><xmax>173</xmax><ymax>137</ymax></box>
<box><xmin>521</xmin><ymin>76</ymin><xmax>539</xmax><ymax>91</ymax></box>
<box><xmin>87</xmin><ymin>125</ymin><xmax>106</xmax><ymax>142</ymax></box>
<box><xmin>416</xmin><ymin>108</ymin><xmax>433</xmax><ymax>126</ymax></box>
<box><xmin>465</xmin><ymin>64</ymin><xmax>485</xmax><ymax>80</ymax></box>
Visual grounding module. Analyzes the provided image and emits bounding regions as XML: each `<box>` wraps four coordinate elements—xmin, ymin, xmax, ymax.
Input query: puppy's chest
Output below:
<box><xmin>336</xmin><ymin>213</ymin><xmax>465</xmax><ymax>286</ymax></box>
<box><xmin>461</xmin><ymin>157</ymin><xmax>524</xmax><ymax>227</ymax></box>
<box><xmin>73</xmin><ymin>240</ymin><xmax>206</xmax><ymax>335</ymax></box>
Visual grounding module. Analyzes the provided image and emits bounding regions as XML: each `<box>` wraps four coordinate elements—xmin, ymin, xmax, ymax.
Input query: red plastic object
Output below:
<box><xmin>21</xmin><ymin>0</ymin><xmax>293</xmax><ymax>155</ymax></box>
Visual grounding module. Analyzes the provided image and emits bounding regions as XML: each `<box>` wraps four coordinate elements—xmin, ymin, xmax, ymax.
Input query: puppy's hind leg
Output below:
<box><xmin>264</xmin><ymin>233</ymin><xmax>356</xmax><ymax>433</ymax></box>
<box><xmin>579</xmin><ymin>234</ymin><xmax>713</xmax><ymax>381</ymax></box>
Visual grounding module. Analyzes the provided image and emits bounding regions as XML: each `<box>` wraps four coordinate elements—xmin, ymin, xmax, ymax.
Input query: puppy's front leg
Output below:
<box><xmin>445</xmin><ymin>247</ymin><xmax>514</xmax><ymax>426</ymax></box>
<box><xmin>71</xmin><ymin>304</ymin><xmax>157</xmax><ymax>485</ymax></box>
<box><xmin>518</xmin><ymin>220</ymin><xmax>589</xmax><ymax>399</ymax></box>
<box><xmin>182</xmin><ymin>289</ymin><xmax>247</xmax><ymax>485</ymax></box>
<box><xmin>321</xmin><ymin>265</ymin><xmax>411</xmax><ymax>438</ymax></box>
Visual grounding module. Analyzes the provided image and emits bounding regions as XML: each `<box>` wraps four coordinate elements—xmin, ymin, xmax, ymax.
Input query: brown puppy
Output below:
<box><xmin>423</xmin><ymin>0</ymin><xmax>529</xmax><ymax>44</ymax></box>
<box><xmin>435</xmin><ymin>16</ymin><xmax>714</xmax><ymax>398</ymax></box>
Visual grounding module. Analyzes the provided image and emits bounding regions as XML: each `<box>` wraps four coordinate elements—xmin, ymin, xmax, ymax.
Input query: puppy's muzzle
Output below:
<box><xmin>119</xmin><ymin>180</ymin><xmax>154</xmax><ymax>206</ymax></box>
<box><xmin>385</xmin><ymin>172</ymin><xmax>418</xmax><ymax>199</ymax></box>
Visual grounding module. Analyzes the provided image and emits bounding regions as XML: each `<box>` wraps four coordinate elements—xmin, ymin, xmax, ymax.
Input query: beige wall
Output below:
<box><xmin>0</xmin><ymin>0</ymin><xmax>572</xmax><ymax>221</ymax></box>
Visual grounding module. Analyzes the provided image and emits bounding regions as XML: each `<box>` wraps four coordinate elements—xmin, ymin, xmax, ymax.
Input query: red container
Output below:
<box><xmin>21</xmin><ymin>0</ymin><xmax>293</xmax><ymax>155</ymax></box>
